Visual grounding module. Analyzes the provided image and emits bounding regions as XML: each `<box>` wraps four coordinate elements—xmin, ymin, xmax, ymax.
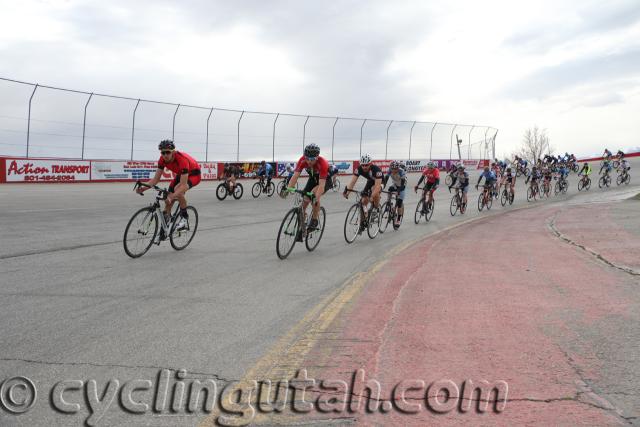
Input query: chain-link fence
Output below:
<box><xmin>0</xmin><ymin>77</ymin><xmax>497</xmax><ymax>161</ymax></box>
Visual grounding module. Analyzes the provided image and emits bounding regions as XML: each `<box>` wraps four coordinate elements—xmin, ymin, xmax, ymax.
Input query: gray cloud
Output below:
<box><xmin>501</xmin><ymin>47</ymin><xmax>640</xmax><ymax>100</ymax></box>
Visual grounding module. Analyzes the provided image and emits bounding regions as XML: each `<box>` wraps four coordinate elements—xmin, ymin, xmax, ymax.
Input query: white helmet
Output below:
<box><xmin>360</xmin><ymin>154</ymin><xmax>372</xmax><ymax>165</ymax></box>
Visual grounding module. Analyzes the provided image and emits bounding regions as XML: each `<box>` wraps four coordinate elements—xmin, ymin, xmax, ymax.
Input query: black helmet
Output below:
<box><xmin>304</xmin><ymin>143</ymin><xmax>320</xmax><ymax>158</ymax></box>
<box><xmin>224</xmin><ymin>162</ymin><xmax>230</xmax><ymax>167</ymax></box>
<box><xmin>158</xmin><ymin>139</ymin><xmax>175</xmax><ymax>150</ymax></box>
<box><xmin>261</xmin><ymin>160</ymin><xmax>266</xmax><ymax>165</ymax></box>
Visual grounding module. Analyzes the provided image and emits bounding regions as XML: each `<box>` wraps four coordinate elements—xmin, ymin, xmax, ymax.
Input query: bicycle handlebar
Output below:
<box><xmin>285</xmin><ymin>187</ymin><xmax>316</xmax><ymax>201</ymax></box>
<box><xmin>134</xmin><ymin>180</ymin><xmax>169</xmax><ymax>199</ymax></box>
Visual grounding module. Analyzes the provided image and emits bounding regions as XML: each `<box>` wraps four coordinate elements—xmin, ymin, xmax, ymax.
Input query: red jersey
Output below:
<box><xmin>421</xmin><ymin>166</ymin><xmax>440</xmax><ymax>184</ymax></box>
<box><xmin>295</xmin><ymin>155</ymin><xmax>329</xmax><ymax>179</ymax></box>
<box><xmin>158</xmin><ymin>151</ymin><xmax>200</xmax><ymax>175</ymax></box>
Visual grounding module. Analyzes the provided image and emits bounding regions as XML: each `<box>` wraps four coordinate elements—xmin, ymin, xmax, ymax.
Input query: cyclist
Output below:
<box><xmin>287</xmin><ymin>144</ymin><xmax>330</xmax><ymax>239</ymax></box>
<box><xmin>256</xmin><ymin>160</ymin><xmax>274</xmax><ymax>190</ymax></box>
<box><xmin>579</xmin><ymin>162</ymin><xmax>592</xmax><ymax>186</ymax></box>
<box><xmin>616</xmin><ymin>150</ymin><xmax>625</xmax><ymax>162</ymax></box>
<box><xmin>499</xmin><ymin>166</ymin><xmax>516</xmax><ymax>197</ymax></box>
<box><xmin>284</xmin><ymin>163</ymin><xmax>295</xmax><ymax>185</ymax></box>
<box><xmin>476</xmin><ymin>166</ymin><xmax>496</xmax><ymax>204</ymax></box>
<box><xmin>600</xmin><ymin>158</ymin><xmax>613</xmax><ymax>177</ymax></box>
<box><xmin>344</xmin><ymin>154</ymin><xmax>384</xmax><ymax>229</ymax></box>
<box><xmin>529</xmin><ymin>166</ymin><xmax>541</xmax><ymax>195</ymax></box>
<box><xmin>414</xmin><ymin>161</ymin><xmax>440</xmax><ymax>212</ymax></box>
<box><xmin>222</xmin><ymin>162</ymin><xmax>240</xmax><ymax>193</ymax></box>
<box><xmin>382</xmin><ymin>160</ymin><xmax>407</xmax><ymax>228</ymax></box>
<box><xmin>328</xmin><ymin>163</ymin><xmax>340</xmax><ymax>189</ymax></box>
<box><xmin>618</xmin><ymin>158</ymin><xmax>630</xmax><ymax>177</ymax></box>
<box><xmin>603</xmin><ymin>148</ymin><xmax>612</xmax><ymax>161</ymax></box>
<box><xmin>448</xmin><ymin>164</ymin><xmax>470</xmax><ymax>207</ymax></box>
<box><xmin>137</xmin><ymin>139</ymin><xmax>200</xmax><ymax>230</ymax></box>
<box><xmin>541</xmin><ymin>166</ymin><xmax>553</xmax><ymax>194</ymax></box>
<box><xmin>398</xmin><ymin>161</ymin><xmax>407</xmax><ymax>172</ymax></box>
<box><xmin>557</xmin><ymin>163</ymin><xmax>569</xmax><ymax>190</ymax></box>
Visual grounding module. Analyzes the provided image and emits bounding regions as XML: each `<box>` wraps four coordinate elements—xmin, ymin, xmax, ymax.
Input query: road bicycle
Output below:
<box><xmin>598</xmin><ymin>172</ymin><xmax>612</xmax><ymax>188</ymax></box>
<box><xmin>124</xmin><ymin>181</ymin><xmax>198</xmax><ymax>258</ymax></box>
<box><xmin>577</xmin><ymin>174</ymin><xmax>591</xmax><ymax>191</ymax></box>
<box><xmin>541</xmin><ymin>178</ymin><xmax>552</xmax><ymax>198</ymax></box>
<box><xmin>343</xmin><ymin>189</ymin><xmax>381</xmax><ymax>243</ymax></box>
<box><xmin>515</xmin><ymin>163</ymin><xmax>530</xmax><ymax>178</ymax></box>
<box><xmin>414</xmin><ymin>186</ymin><xmax>434</xmax><ymax>223</ymax></box>
<box><xmin>216</xmin><ymin>178</ymin><xmax>243</xmax><ymax>200</ymax></box>
<box><xmin>379</xmin><ymin>189</ymin><xmax>402</xmax><ymax>232</ymax></box>
<box><xmin>526</xmin><ymin>181</ymin><xmax>540</xmax><ymax>202</ymax></box>
<box><xmin>449</xmin><ymin>185</ymin><xmax>467</xmax><ymax>216</ymax></box>
<box><xmin>477</xmin><ymin>184</ymin><xmax>493</xmax><ymax>211</ymax></box>
<box><xmin>500</xmin><ymin>184</ymin><xmax>515</xmax><ymax>206</ymax></box>
<box><xmin>616</xmin><ymin>169</ymin><xmax>631</xmax><ymax>186</ymax></box>
<box><xmin>330</xmin><ymin>176</ymin><xmax>341</xmax><ymax>192</ymax></box>
<box><xmin>252</xmin><ymin>176</ymin><xmax>276</xmax><ymax>198</ymax></box>
<box><xmin>276</xmin><ymin>177</ymin><xmax>298</xmax><ymax>197</ymax></box>
<box><xmin>554</xmin><ymin>176</ymin><xmax>569</xmax><ymax>195</ymax></box>
<box><xmin>276</xmin><ymin>189</ymin><xmax>326</xmax><ymax>259</ymax></box>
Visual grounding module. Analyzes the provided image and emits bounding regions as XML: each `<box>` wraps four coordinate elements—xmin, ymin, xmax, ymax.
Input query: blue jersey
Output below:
<box><xmin>479</xmin><ymin>170</ymin><xmax>496</xmax><ymax>183</ymax></box>
<box><xmin>258</xmin><ymin>163</ymin><xmax>273</xmax><ymax>176</ymax></box>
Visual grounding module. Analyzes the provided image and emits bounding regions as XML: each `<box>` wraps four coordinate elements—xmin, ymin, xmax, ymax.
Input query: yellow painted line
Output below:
<box><xmin>200</xmin><ymin>201</ymin><xmax>549</xmax><ymax>426</ymax></box>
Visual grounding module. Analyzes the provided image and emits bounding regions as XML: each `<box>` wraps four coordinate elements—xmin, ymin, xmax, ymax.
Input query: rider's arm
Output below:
<box><xmin>399</xmin><ymin>175</ymin><xmax>407</xmax><ymax>191</ymax></box>
<box><xmin>476</xmin><ymin>174</ymin><xmax>483</xmax><ymax>186</ymax></box>
<box><xmin>139</xmin><ymin>168</ymin><xmax>163</xmax><ymax>193</ymax></box>
<box><xmin>345</xmin><ymin>174</ymin><xmax>358</xmax><ymax>192</ymax></box>
<box><xmin>288</xmin><ymin>171</ymin><xmax>301</xmax><ymax>188</ymax></box>
<box><xmin>373</xmin><ymin>178</ymin><xmax>383</xmax><ymax>196</ymax></box>
<box><xmin>416</xmin><ymin>173</ymin><xmax>425</xmax><ymax>187</ymax></box>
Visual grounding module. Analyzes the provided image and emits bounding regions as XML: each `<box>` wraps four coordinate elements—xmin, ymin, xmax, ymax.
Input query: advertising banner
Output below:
<box><xmin>5</xmin><ymin>158</ymin><xmax>91</xmax><ymax>182</ymax></box>
<box><xmin>333</xmin><ymin>161</ymin><xmax>354</xmax><ymax>175</ymax></box>
<box><xmin>198</xmin><ymin>162</ymin><xmax>218</xmax><ymax>180</ymax></box>
<box><xmin>91</xmin><ymin>160</ymin><xmax>169</xmax><ymax>181</ymax></box>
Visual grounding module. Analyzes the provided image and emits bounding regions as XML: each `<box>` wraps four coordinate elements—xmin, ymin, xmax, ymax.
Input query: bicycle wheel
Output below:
<box><xmin>599</xmin><ymin>176</ymin><xmax>605</xmax><ymax>188</ymax></box>
<box><xmin>613</xmin><ymin>160</ymin><xmax>620</xmax><ymax>169</ymax></box>
<box><xmin>123</xmin><ymin>207</ymin><xmax>158</xmax><ymax>258</ymax></box>
<box><xmin>344</xmin><ymin>204</ymin><xmax>362</xmax><ymax>244</ymax></box>
<box><xmin>252</xmin><ymin>182</ymin><xmax>261</xmax><ymax>198</ymax></box>
<box><xmin>169</xmin><ymin>206</ymin><xmax>198</xmax><ymax>251</ymax></box>
<box><xmin>305</xmin><ymin>206</ymin><xmax>326</xmax><ymax>252</ymax></box>
<box><xmin>216</xmin><ymin>183</ymin><xmax>228</xmax><ymax>201</ymax></box>
<box><xmin>332</xmin><ymin>178</ymin><xmax>341</xmax><ymax>192</ymax></box>
<box><xmin>509</xmin><ymin>190</ymin><xmax>514</xmax><ymax>205</ymax></box>
<box><xmin>486</xmin><ymin>194</ymin><xmax>492</xmax><ymax>210</ymax></box>
<box><xmin>585</xmin><ymin>177</ymin><xmax>591</xmax><ymax>190</ymax></box>
<box><xmin>562</xmin><ymin>181</ymin><xmax>568</xmax><ymax>193</ymax></box>
<box><xmin>616</xmin><ymin>174</ymin><xmax>623</xmax><ymax>186</ymax></box>
<box><xmin>415</xmin><ymin>199</ymin><xmax>425</xmax><ymax>223</ymax></box>
<box><xmin>233</xmin><ymin>183</ymin><xmax>243</xmax><ymax>199</ymax></box>
<box><xmin>460</xmin><ymin>198</ymin><xmax>467</xmax><ymax>214</ymax></box>
<box><xmin>625</xmin><ymin>173</ymin><xmax>631</xmax><ymax>185</ymax></box>
<box><xmin>379</xmin><ymin>202</ymin><xmax>392</xmax><ymax>233</ymax></box>
<box><xmin>516</xmin><ymin>169</ymin><xmax>522</xmax><ymax>178</ymax></box>
<box><xmin>527</xmin><ymin>187</ymin><xmax>534</xmax><ymax>202</ymax></box>
<box><xmin>367</xmin><ymin>206</ymin><xmax>381</xmax><ymax>239</ymax></box>
<box><xmin>277</xmin><ymin>180</ymin><xmax>286</xmax><ymax>195</ymax></box>
<box><xmin>578</xmin><ymin>179</ymin><xmax>585</xmax><ymax>191</ymax></box>
<box><xmin>445</xmin><ymin>174</ymin><xmax>453</xmax><ymax>186</ymax></box>
<box><xmin>266</xmin><ymin>181</ymin><xmax>276</xmax><ymax>197</ymax></box>
<box><xmin>501</xmin><ymin>190</ymin><xmax>507</xmax><ymax>206</ymax></box>
<box><xmin>449</xmin><ymin>196</ymin><xmax>458</xmax><ymax>216</ymax></box>
<box><xmin>554</xmin><ymin>181</ymin><xmax>560</xmax><ymax>195</ymax></box>
<box><xmin>276</xmin><ymin>207</ymin><xmax>299</xmax><ymax>259</ymax></box>
<box><xmin>606</xmin><ymin>175</ymin><xmax>611</xmax><ymax>187</ymax></box>
<box><xmin>425</xmin><ymin>199</ymin><xmax>434</xmax><ymax>221</ymax></box>
<box><xmin>477</xmin><ymin>193</ymin><xmax>485</xmax><ymax>211</ymax></box>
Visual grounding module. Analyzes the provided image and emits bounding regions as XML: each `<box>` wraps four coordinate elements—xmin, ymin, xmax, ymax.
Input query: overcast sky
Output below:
<box><xmin>1</xmin><ymin>0</ymin><xmax>639</xmax><ymax>160</ymax></box>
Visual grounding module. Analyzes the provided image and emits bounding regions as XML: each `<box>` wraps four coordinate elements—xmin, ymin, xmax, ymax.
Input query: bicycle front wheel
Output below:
<box><xmin>252</xmin><ymin>182</ymin><xmax>261</xmax><ymax>198</ymax></box>
<box><xmin>276</xmin><ymin>207</ymin><xmax>300</xmax><ymax>259</ymax></box>
<box><xmin>233</xmin><ymin>183</ymin><xmax>244</xmax><ymax>199</ymax></box>
<box><xmin>266</xmin><ymin>181</ymin><xmax>276</xmax><ymax>197</ymax></box>
<box><xmin>425</xmin><ymin>199</ymin><xmax>434</xmax><ymax>221</ymax></box>
<box><xmin>216</xmin><ymin>183</ymin><xmax>228</xmax><ymax>201</ymax></box>
<box><xmin>169</xmin><ymin>206</ymin><xmax>199</xmax><ymax>251</ymax></box>
<box><xmin>367</xmin><ymin>206</ymin><xmax>381</xmax><ymax>239</ymax></box>
<box><xmin>477</xmin><ymin>193</ymin><xmax>485</xmax><ymax>211</ymax></box>
<box><xmin>449</xmin><ymin>196</ymin><xmax>458</xmax><ymax>216</ymax></box>
<box><xmin>501</xmin><ymin>190</ymin><xmax>507</xmax><ymax>206</ymax></box>
<box><xmin>305</xmin><ymin>206</ymin><xmax>326</xmax><ymax>252</ymax></box>
<box><xmin>415</xmin><ymin>199</ymin><xmax>425</xmax><ymax>223</ymax></box>
<box><xmin>123</xmin><ymin>207</ymin><xmax>158</xmax><ymax>258</ymax></box>
<box><xmin>379</xmin><ymin>202</ymin><xmax>392</xmax><ymax>233</ymax></box>
<box><xmin>344</xmin><ymin>204</ymin><xmax>362</xmax><ymax>244</ymax></box>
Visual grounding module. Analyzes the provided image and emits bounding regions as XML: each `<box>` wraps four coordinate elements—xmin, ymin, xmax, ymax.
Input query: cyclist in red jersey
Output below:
<box><xmin>414</xmin><ymin>161</ymin><xmax>440</xmax><ymax>206</ymax></box>
<box><xmin>137</xmin><ymin>139</ymin><xmax>201</xmax><ymax>229</ymax></box>
<box><xmin>287</xmin><ymin>144</ymin><xmax>329</xmax><ymax>236</ymax></box>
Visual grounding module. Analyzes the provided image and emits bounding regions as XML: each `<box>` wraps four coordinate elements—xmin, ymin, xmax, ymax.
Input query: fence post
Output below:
<box><xmin>302</xmin><ymin>115</ymin><xmax>310</xmax><ymax>151</ymax></box>
<box><xmin>449</xmin><ymin>124</ymin><xmax>457</xmax><ymax>160</ymax></box>
<box><xmin>172</xmin><ymin>104</ymin><xmax>180</xmax><ymax>141</ymax></box>
<box><xmin>81</xmin><ymin>92</ymin><xmax>93</xmax><ymax>159</ymax></box>
<box><xmin>331</xmin><ymin>117</ymin><xmax>339</xmax><ymax>162</ymax></box>
<box><xmin>131</xmin><ymin>99</ymin><xmax>141</xmax><ymax>160</ymax></box>
<box><xmin>408</xmin><ymin>121</ymin><xmax>416</xmax><ymax>160</ymax></box>
<box><xmin>359</xmin><ymin>119</ymin><xmax>367</xmax><ymax>158</ymax></box>
<box><xmin>237</xmin><ymin>111</ymin><xmax>244</xmax><ymax>162</ymax></box>
<box><xmin>430</xmin><ymin>122</ymin><xmax>438</xmax><ymax>160</ymax></box>
<box><xmin>492</xmin><ymin>129</ymin><xmax>498</xmax><ymax>160</ymax></box>
<box><xmin>26</xmin><ymin>84</ymin><xmax>39</xmax><ymax>158</ymax></box>
<box><xmin>484</xmin><ymin>127</ymin><xmax>489</xmax><ymax>159</ymax></box>
<box><xmin>272</xmin><ymin>113</ymin><xmax>279</xmax><ymax>163</ymax></box>
<box><xmin>385</xmin><ymin>120</ymin><xmax>393</xmax><ymax>160</ymax></box>
<box><xmin>206</xmin><ymin>108</ymin><xmax>214</xmax><ymax>161</ymax></box>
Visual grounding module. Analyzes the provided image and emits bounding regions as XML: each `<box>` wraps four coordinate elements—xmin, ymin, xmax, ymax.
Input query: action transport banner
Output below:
<box><xmin>5</xmin><ymin>158</ymin><xmax>91</xmax><ymax>182</ymax></box>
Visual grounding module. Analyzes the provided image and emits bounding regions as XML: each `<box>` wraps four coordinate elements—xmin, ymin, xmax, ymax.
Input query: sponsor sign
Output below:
<box><xmin>277</xmin><ymin>162</ymin><xmax>296</xmax><ymax>177</ymax></box>
<box><xmin>5</xmin><ymin>159</ymin><xmax>91</xmax><ymax>182</ymax></box>
<box><xmin>91</xmin><ymin>160</ymin><xmax>168</xmax><ymax>181</ymax></box>
<box><xmin>199</xmin><ymin>162</ymin><xmax>217</xmax><ymax>180</ymax></box>
<box><xmin>333</xmin><ymin>161</ymin><xmax>353</xmax><ymax>175</ymax></box>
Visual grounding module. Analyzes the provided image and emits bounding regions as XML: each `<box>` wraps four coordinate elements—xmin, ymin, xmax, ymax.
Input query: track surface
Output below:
<box><xmin>0</xmin><ymin>165</ymin><xmax>638</xmax><ymax>426</ymax></box>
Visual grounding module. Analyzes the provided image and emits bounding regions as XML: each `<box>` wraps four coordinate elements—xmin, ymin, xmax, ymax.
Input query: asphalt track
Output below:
<box><xmin>0</xmin><ymin>163</ymin><xmax>638</xmax><ymax>426</ymax></box>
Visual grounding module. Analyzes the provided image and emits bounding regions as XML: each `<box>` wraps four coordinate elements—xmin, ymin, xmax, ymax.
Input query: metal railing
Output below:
<box><xmin>0</xmin><ymin>77</ymin><xmax>498</xmax><ymax>161</ymax></box>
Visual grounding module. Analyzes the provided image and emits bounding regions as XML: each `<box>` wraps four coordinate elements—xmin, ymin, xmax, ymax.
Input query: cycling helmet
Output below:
<box><xmin>457</xmin><ymin>164</ymin><xmax>465</xmax><ymax>170</ymax></box>
<box><xmin>261</xmin><ymin>160</ymin><xmax>266</xmax><ymax>165</ymax></box>
<box><xmin>224</xmin><ymin>162</ymin><xmax>230</xmax><ymax>167</ymax></box>
<box><xmin>360</xmin><ymin>154</ymin><xmax>372</xmax><ymax>165</ymax></box>
<box><xmin>427</xmin><ymin>161</ymin><xmax>436</xmax><ymax>168</ymax></box>
<box><xmin>158</xmin><ymin>139</ymin><xmax>175</xmax><ymax>150</ymax></box>
<box><xmin>506</xmin><ymin>167</ymin><xmax>512</xmax><ymax>173</ymax></box>
<box><xmin>389</xmin><ymin>160</ymin><xmax>399</xmax><ymax>170</ymax></box>
<box><xmin>304</xmin><ymin>143</ymin><xmax>320</xmax><ymax>159</ymax></box>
